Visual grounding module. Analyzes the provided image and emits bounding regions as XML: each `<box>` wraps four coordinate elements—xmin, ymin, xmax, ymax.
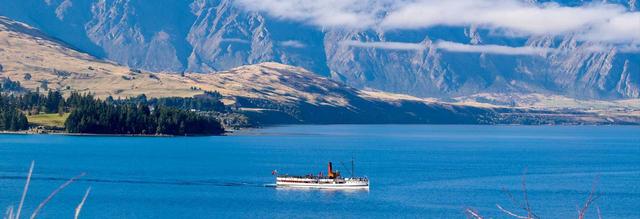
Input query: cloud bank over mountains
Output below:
<box><xmin>1</xmin><ymin>0</ymin><xmax>636</xmax><ymax>99</ymax></box>
<box><xmin>234</xmin><ymin>0</ymin><xmax>381</xmax><ymax>29</ymax></box>
<box><xmin>235</xmin><ymin>0</ymin><xmax>640</xmax><ymax>53</ymax></box>
<box><xmin>340</xmin><ymin>40</ymin><xmax>555</xmax><ymax>55</ymax></box>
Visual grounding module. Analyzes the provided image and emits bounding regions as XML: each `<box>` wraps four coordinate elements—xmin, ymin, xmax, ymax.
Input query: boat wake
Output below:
<box><xmin>0</xmin><ymin>175</ymin><xmax>267</xmax><ymax>188</ymax></box>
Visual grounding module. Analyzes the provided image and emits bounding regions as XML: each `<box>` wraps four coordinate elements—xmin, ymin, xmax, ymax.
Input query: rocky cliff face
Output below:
<box><xmin>0</xmin><ymin>0</ymin><xmax>637</xmax><ymax>99</ymax></box>
<box><xmin>2</xmin><ymin>16</ymin><xmax>639</xmax><ymax>125</ymax></box>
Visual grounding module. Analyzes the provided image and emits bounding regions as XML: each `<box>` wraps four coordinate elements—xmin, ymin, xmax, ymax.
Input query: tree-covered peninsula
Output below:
<box><xmin>64</xmin><ymin>93</ymin><xmax>224</xmax><ymax>135</ymax></box>
<box><xmin>0</xmin><ymin>81</ymin><xmax>225</xmax><ymax>135</ymax></box>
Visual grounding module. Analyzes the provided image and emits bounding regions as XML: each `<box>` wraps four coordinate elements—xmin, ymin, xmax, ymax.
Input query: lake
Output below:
<box><xmin>1</xmin><ymin>125</ymin><xmax>639</xmax><ymax>218</ymax></box>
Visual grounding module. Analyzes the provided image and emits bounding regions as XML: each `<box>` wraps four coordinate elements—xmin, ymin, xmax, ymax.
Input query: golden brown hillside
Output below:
<box><xmin>0</xmin><ymin>16</ymin><xmax>409</xmax><ymax>107</ymax></box>
<box><xmin>0</xmin><ymin>16</ymin><xmax>201</xmax><ymax>98</ymax></box>
<box><xmin>2</xmin><ymin>16</ymin><xmax>638</xmax><ymax>125</ymax></box>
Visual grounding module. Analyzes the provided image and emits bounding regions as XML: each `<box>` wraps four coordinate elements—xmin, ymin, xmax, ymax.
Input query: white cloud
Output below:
<box><xmin>579</xmin><ymin>12</ymin><xmax>640</xmax><ymax>43</ymax></box>
<box><xmin>233</xmin><ymin>0</ymin><xmax>640</xmax><ymax>45</ymax></box>
<box><xmin>234</xmin><ymin>0</ymin><xmax>380</xmax><ymax>29</ymax></box>
<box><xmin>434</xmin><ymin>41</ymin><xmax>554</xmax><ymax>55</ymax></box>
<box><xmin>280</xmin><ymin>40</ymin><xmax>306</xmax><ymax>48</ymax></box>
<box><xmin>220</xmin><ymin>38</ymin><xmax>250</xmax><ymax>44</ymax></box>
<box><xmin>341</xmin><ymin>40</ymin><xmax>554</xmax><ymax>55</ymax></box>
<box><xmin>340</xmin><ymin>40</ymin><xmax>427</xmax><ymax>50</ymax></box>
<box><xmin>618</xmin><ymin>44</ymin><xmax>640</xmax><ymax>53</ymax></box>
<box><xmin>381</xmin><ymin>1</ymin><xmax>625</xmax><ymax>35</ymax></box>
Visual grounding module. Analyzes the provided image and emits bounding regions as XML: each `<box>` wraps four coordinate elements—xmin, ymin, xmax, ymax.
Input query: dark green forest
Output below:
<box><xmin>0</xmin><ymin>96</ymin><xmax>29</xmax><ymax>131</ymax></box>
<box><xmin>1</xmin><ymin>77</ymin><xmax>25</xmax><ymax>92</ymax></box>
<box><xmin>108</xmin><ymin>91</ymin><xmax>225</xmax><ymax>112</ymax></box>
<box><xmin>65</xmin><ymin>92</ymin><xmax>224</xmax><ymax>135</ymax></box>
<box><xmin>0</xmin><ymin>78</ymin><xmax>226</xmax><ymax>135</ymax></box>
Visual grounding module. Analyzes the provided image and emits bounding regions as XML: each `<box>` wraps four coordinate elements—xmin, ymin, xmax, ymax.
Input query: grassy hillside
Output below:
<box><xmin>0</xmin><ymin>16</ymin><xmax>201</xmax><ymax>98</ymax></box>
<box><xmin>27</xmin><ymin>113</ymin><xmax>69</xmax><ymax>128</ymax></box>
<box><xmin>1</xmin><ymin>16</ymin><xmax>638</xmax><ymax>125</ymax></box>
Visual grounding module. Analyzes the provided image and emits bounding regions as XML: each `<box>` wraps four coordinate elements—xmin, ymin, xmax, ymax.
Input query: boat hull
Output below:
<box><xmin>276</xmin><ymin>177</ymin><xmax>369</xmax><ymax>189</ymax></box>
<box><xmin>276</xmin><ymin>182</ymin><xmax>369</xmax><ymax>189</ymax></box>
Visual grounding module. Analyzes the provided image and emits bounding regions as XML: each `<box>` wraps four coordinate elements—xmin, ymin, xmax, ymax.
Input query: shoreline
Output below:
<box><xmin>0</xmin><ymin>130</ymin><xmax>228</xmax><ymax>137</ymax></box>
<box><xmin>3</xmin><ymin>123</ymin><xmax>638</xmax><ymax>137</ymax></box>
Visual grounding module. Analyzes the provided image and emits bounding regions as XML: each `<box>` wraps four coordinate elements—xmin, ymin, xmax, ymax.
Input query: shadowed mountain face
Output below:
<box><xmin>0</xmin><ymin>0</ymin><xmax>638</xmax><ymax>99</ymax></box>
<box><xmin>0</xmin><ymin>17</ymin><xmax>501</xmax><ymax>125</ymax></box>
<box><xmin>2</xmin><ymin>16</ymin><xmax>639</xmax><ymax>125</ymax></box>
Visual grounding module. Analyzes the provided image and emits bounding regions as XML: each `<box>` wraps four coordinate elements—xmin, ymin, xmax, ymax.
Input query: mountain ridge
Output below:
<box><xmin>1</xmin><ymin>0</ymin><xmax>637</xmax><ymax>99</ymax></box>
<box><xmin>0</xmin><ymin>17</ymin><xmax>493</xmax><ymax>125</ymax></box>
<box><xmin>2</xmin><ymin>16</ymin><xmax>639</xmax><ymax>125</ymax></box>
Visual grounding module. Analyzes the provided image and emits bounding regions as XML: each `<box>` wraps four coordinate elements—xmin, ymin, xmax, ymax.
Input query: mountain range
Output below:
<box><xmin>0</xmin><ymin>16</ymin><xmax>497</xmax><ymax>125</ymax></box>
<box><xmin>1</xmin><ymin>0</ymin><xmax>638</xmax><ymax>100</ymax></box>
<box><xmin>4</xmin><ymin>15</ymin><xmax>638</xmax><ymax>125</ymax></box>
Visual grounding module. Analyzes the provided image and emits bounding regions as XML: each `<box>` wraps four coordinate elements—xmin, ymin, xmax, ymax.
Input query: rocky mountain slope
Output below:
<box><xmin>0</xmin><ymin>0</ymin><xmax>637</xmax><ymax>99</ymax></box>
<box><xmin>5</xmin><ymin>16</ymin><xmax>637</xmax><ymax>125</ymax></box>
<box><xmin>0</xmin><ymin>17</ymin><xmax>505</xmax><ymax>125</ymax></box>
<box><xmin>0</xmin><ymin>16</ymin><xmax>409</xmax><ymax>104</ymax></box>
<box><xmin>0</xmin><ymin>16</ymin><xmax>203</xmax><ymax>98</ymax></box>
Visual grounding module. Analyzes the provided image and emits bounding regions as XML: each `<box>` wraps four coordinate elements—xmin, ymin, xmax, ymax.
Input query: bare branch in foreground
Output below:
<box><xmin>29</xmin><ymin>172</ymin><xmax>86</xmax><ymax>219</ymax></box>
<box><xmin>497</xmin><ymin>204</ymin><xmax>531</xmax><ymax>219</ymax></box>
<box><xmin>5</xmin><ymin>205</ymin><xmax>14</xmax><ymax>219</ymax></box>
<box><xmin>74</xmin><ymin>187</ymin><xmax>91</xmax><ymax>219</ymax></box>
<box><xmin>15</xmin><ymin>161</ymin><xmax>34</xmax><ymax>219</ymax></box>
<box><xmin>467</xmin><ymin>171</ymin><xmax>602</xmax><ymax>219</ymax></box>
<box><xmin>464</xmin><ymin>208</ymin><xmax>483</xmax><ymax>219</ymax></box>
<box><xmin>520</xmin><ymin>168</ymin><xmax>538</xmax><ymax>219</ymax></box>
<box><xmin>497</xmin><ymin>168</ymin><xmax>539</xmax><ymax>219</ymax></box>
<box><xmin>578</xmin><ymin>177</ymin><xmax>600</xmax><ymax>219</ymax></box>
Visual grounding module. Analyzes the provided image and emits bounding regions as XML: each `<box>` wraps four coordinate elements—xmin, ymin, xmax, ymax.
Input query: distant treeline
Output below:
<box><xmin>1</xmin><ymin>77</ymin><xmax>25</xmax><ymax>92</ymax></box>
<box><xmin>65</xmin><ymin>93</ymin><xmax>224</xmax><ymax>135</ymax></box>
<box><xmin>108</xmin><ymin>91</ymin><xmax>225</xmax><ymax>112</ymax></box>
<box><xmin>0</xmin><ymin>77</ymin><xmax>32</xmax><ymax>131</ymax></box>
<box><xmin>0</xmin><ymin>95</ymin><xmax>29</xmax><ymax>131</ymax></box>
<box><xmin>0</xmin><ymin>87</ymin><xmax>226</xmax><ymax>135</ymax></box>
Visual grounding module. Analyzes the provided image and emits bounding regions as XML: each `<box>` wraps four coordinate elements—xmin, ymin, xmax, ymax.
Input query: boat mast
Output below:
<box><xmin>351</xmin><ymin>157</ymin><xmax>354</xmax><ymax>178</ymax></box>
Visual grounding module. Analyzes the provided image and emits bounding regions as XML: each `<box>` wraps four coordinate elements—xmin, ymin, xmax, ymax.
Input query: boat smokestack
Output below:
<box><xmin>328</xmin><ymin>162</ymin><xmax>339</xmax><ymax>178</ymax></box>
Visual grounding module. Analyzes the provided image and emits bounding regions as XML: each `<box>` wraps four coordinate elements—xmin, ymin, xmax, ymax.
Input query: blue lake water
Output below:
<box><xmin>0</xmin><ymin>125</ymin><xmax>639</xmax><ymax>218</ymax></box>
